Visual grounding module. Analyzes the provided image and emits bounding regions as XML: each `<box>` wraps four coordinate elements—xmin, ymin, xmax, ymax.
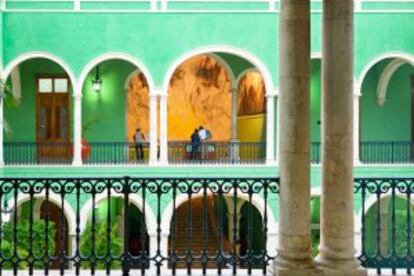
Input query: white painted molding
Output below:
<box><xmin>209</xmin><ymin>52</ymin><xmax>237</xmax><ymax>87</ymax></box>
<box><xmin>77</xmin><ymin>52</ymin><xmax>155</xmax><ymax>94</ymax></box>
<box><xmin>162</xmin><ymin>45</ymin><xmax>274</xmax><ymax>97</ymax></box>
<box><xmin>357</xmin><ymin>51</ymin><xmax>414</xmax><ymax>95</ymax></box>
<box><xmin>160</xmin><ymin>190</ymin><xmax>278</xmax><ymax>235</ymax></box>
<box><xmin>235</xmin><ymin>67</ymin><xmax>260</xmax><ymax>86</ymax></box>
<box><xmin>79</xmin><ymin>190</ymin><xmax>157</xmax><ymax>234</ymax></box>
<box><xmin>2</xmin><ymin>192</ymin><xmax>77</xmax><ymax>235</ymax></box>
<box><xmin>376</xmin><ymin>58</ymin><xmax>405</xmax><ymax>106</ymax></box>
<box><xmin>2</xmin><ymin>51</ymin><xmax>77</xmax><ymax>88</ymax></box>
<box><xmin>123</xmin><ymin>69</ymin><xmax>141</xmax><ymax>91</ymax></box>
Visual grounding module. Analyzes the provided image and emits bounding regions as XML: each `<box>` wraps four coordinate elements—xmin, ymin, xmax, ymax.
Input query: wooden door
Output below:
<box><xmin>40</xmin><ymin>201</ymin><xmax>69</xmax><ymax>269</ymax></box>
<box><xmin>36</xmin><ymin>76</ymin><xmax>70</xmax><ymax>162</ymax></box>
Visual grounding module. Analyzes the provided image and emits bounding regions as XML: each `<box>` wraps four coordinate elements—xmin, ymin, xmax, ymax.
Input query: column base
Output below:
<box><xmin>273</xmin><ymin>264</ymin><xmax>320</xmax><ymax>276</ymax></box>
<box><xmin>317</xmin><ymin>267</ymin><xmax>367</xmax><ymax>276</ymax></box>
<box><xmin>72</xmin><ymin>159</ymin><xmax>83</xmax><ymax>166</ymax></box>
<box><xmin>273</xmin><ymin>256</ymin><xmax>317</xmax><ymax>276</ymax></box>
<box><xmin>316</xmin><ymin>255</ymin><xmax>367</xmax><ymax>276</ymax></box>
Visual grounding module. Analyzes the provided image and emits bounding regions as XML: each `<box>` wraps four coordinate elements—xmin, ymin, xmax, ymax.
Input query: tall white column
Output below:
<box><xmin>72</xmin><ymin>90</ymin><xmax>82</xmax><ymax>166</ymax></box>
<box><xmin>266</xmin><ymin>90</ymin><xmax>277</xmax><ymax>165</ymax></box>
<box><xmin>316</xmin><ymin>1</ymin><xmax>366</xmax><ymax>275</ymax></box>
<box><xmin>275</xmin><ymin>1</ymin><xmax>315</xmax><ymax>275</ymax></box>
<box><xmin>149</xmin><ymin>93</ymin><xmax>158</xmax><ymax>165</ymax></box>
<box><xmin>353</xmin><ymin>90</ymin><xmax>361</xmax><ymax>165</ymax></box>
<box><xmin>231</xmin><ymin>87</ymin><xmax>238</xmax><ymax>141</ymax></box>
<box><xmin>159</xmin><ymin>93</ymin><xmax>168</xmax><ymax>165</ymax></box>
<box><xmin>230</xmin><ymin>87</ymin><xmax>240</xmax><ymax>162</ymax></box>
<box><xmin>0</xmin><ymin>86</ymin><xmax>4</xmax><ymax>167</ymax></box>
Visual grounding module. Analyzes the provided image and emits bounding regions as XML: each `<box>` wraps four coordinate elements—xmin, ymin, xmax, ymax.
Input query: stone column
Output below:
<box><xmin>149</xmin><ymin>93</ymin><xmax>158</xmax><ymax>165</ymax></box>
<box><xmin>274</xmin><ymin>0</ymin><xmax>315</xmax><ymax>275</ymax></box>
<box><xmin>275</xmin><ymin>92</ymin><xmax>280</xmax><ymax>165</ymax></box>
<box><xmin>159</xmin><ymin>94</ymin><xmax>168</xmax><ymax>165</ymax></box>
<box><xmin>353</xmin><ymin>91</ymin><xmax>361</xmax><ymax>165</ymax></box>
<box><xmin>266</xmin><ymin>90</ymin><xmax>277</xmax><ymax>165</ymax></box>
<box><xmin>316</xmin><ymin>1</ymin><xmax>366</xmax><ymax>275</ymax></box>
<box><xmin>72</xmin><ymin>91</ymin><xmax>82</xmax><ymax>166</ymax></box>
<box><xmin>230</xmin><ymin>87</ymin><xmax>240</xmax><ymax>161</ymax></box>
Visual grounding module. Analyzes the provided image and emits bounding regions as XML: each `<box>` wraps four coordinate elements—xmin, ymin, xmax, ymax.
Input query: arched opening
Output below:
<box><xmin>166</xmin><ymin>53</ymin><xmax>267</xmax><ymax>164</ymax></box>
<box><xmin>363</xmin><ymin>196</ymin><xmax>414</xmax><ymax>267</ymax></box>
<box><xmin>4</xmin><ymin>198</ymin><xmax>70</xmax><ymax>269</ymax></box>
<box><xmin>168</xmin><ymin>195</ymin><xmax>266</xmax><ymax>269</ymax></box>
<box><xmin>80</xmin><ymin>59</ymin><xmax>150</xmax><ymax>165</ymax></box>
<box><xmin>80</xmin><ymin>197</ymin><xmax>149</xmax><ymax>269</ymax></box>
<box><xmin>360</xmin><ymin>56</ymin><xmax>414</xmax><ymax>163</ymax></box>
<box><xmin>3</xmin><ymin>57</ymin><xmax>75</xmax><ymax>165</ymax></box>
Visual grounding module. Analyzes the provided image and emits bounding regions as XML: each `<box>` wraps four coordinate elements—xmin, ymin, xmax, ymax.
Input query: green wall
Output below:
<box><xmin>82</xmin><ymin>59</ymin><xmax>136</xmax><ymax>142</ymax></box>
<box><xmin>361</xmin><ymin>61</ymin><xmax>413</xmax><ymax>142</ymax></box>
<box><xmin>2</xmin><ymin>13</ymin><xmax>279</xmax><ymax>87</ymax></box>
<box><xmin>311</xmin><ymin>59</ymin><xmax>321</xmax><ymax>143</ymax></box>
<box><xmin>4</xmin><ymin>58</ymin><xmax>72</xmax><ymax>142</ymax></box>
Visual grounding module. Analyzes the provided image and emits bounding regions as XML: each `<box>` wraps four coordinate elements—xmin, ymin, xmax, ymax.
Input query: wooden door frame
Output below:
<box><xmin>35</xmin><ymin>74</ymin><xmax>71</xmax><ymax>144</ymax></box>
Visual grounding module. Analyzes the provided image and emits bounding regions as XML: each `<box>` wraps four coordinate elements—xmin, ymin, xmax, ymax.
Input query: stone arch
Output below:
<box><xmin>1</xmin><ymin>192</ymin><xmax>77</xmax><ymax>235</ymax></box>
<box><xmin>357</xmin><ymin>51</ymin><xmax>414</xmax><ymax>95</ymax></box>
<box><xmin>79</xmin><ymin>191</ymin><xmax>157</xmax><ymax>235</ymax></box>
<box><xmin>77</xmin><ymin>52</ymin><xmax>155</xmax><ymax>95</ymax></box>
<box><xmin>160</xmin><ymin>190</ymin><xmax>278</xmax><ymax>258</ymax></box>
<box><xmin>162</xmin><ymin>45</ymin><xmax>274</xmax><ymax>97</ymax></box>
<box><xmin>2</xmin><ymin>51</ymin><xmax>77</xmax><ymax>92</ymax></box>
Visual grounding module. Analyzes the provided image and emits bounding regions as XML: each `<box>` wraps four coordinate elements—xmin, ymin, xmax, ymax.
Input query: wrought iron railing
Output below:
<box><xmin>0</xmin><ymin>177</ymin><xmax>279</xmax><ymax>275</ymax></box>
<box><xmin>355</xmin><ymin>177</ymin><xmax>414</xmax><ymax>275</ymax></box>
<box><xmin>360</xmin><ymin>141</ymin><xmax>414</xmax><ymax>164</ymax></box>
<box><xmin>4</xmin><ymin>142</ymin><xmax>72</xmax><ymax>165</ymax></box>
<box><xmin>86</xmin><ymin>142</ymin><xmax>150</xmax><ymax>165</ymax></box>
<box><xmin>168</xmin><ymin>141</ymin><xmax>266</xmax><ymax>165</ymax></box>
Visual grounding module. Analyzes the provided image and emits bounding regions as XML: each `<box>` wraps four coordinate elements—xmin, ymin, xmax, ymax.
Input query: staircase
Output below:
<box><xmin>170</xmin><ymin>197</ymin><xmax>231</xmax><ymax>269</ymax></box>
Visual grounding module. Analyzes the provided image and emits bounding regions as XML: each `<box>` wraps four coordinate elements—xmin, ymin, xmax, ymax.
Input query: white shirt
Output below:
<box><xmin>199</xmin><ymin>129</ymin><xmax>207</xmax><ymax>140</ymax></box>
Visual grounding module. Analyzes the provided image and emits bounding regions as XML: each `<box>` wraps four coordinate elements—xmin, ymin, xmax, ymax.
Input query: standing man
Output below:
<box><xmin>190</xmin><ymin>128</ymin><xmax>201</xmax><ymax>160</ymax></box>
<box><xmin>133</xmin><ymin>128</ymin><xmax>145</xmax><ymax>161</ymax></box>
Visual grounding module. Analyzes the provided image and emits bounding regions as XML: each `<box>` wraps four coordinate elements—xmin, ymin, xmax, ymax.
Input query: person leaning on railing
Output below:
<box><xmin>133</xmin><ymin>128</ymin><xmax>146</xmax><ymax>161</ymax></box>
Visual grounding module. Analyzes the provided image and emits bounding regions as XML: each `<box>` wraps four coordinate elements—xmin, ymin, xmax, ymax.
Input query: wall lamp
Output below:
<box><xmin>92</xmin><ymin>66</ymin><xmax>102</xmax><ymax>93</ymax></box>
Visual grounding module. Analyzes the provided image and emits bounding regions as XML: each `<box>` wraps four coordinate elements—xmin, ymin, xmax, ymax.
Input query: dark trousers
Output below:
<box><xmin>135</xmin><ymin>143</ymin><xmax>144</xmax><ymax>161</ymax></box>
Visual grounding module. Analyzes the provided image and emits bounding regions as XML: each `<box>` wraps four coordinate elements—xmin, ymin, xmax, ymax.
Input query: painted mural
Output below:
<box><xmin>167</xmin><ymin>55</ymin><xmax>232</xmax><ymax>141</ymax></box>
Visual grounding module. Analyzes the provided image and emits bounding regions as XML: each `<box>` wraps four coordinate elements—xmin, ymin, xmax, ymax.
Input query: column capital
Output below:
<box><xmin>266</xmin><ymin>87</ymin><xmax>279</xmax><ymax>98</ymax></box>
<box><xmin>354</xmin><ymin>91</ymin><xmax>362</xmax><ymax>98</ymax></box>
<box><xmin>151</xmin><ymin>87</ymin><xmax>166</xmax><ymax>98</ymax></box>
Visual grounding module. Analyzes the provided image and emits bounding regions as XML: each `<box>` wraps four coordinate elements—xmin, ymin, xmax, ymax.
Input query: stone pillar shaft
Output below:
<box><xmin>72</xmin><ymin>93</ymin><xmax>82</xmax><ymax>166</ymax></box>
<box><xmin>149</xmin><ymin>94</ymin><xmax>158</xmax><ymax>164</ymax></box>
<box><xmin>318</xmin><ymin>1</ymin><xmax>365</xmax><ymax>275</ymax></box>
<box><xmin>275</xmin><ymin>0</ymin><xmax>314</xmax><ymax>274</ymax></box>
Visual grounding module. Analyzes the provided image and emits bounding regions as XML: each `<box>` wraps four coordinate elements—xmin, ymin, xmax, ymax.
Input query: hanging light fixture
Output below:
<box><xmin>92</xmin><ymin>65</ymin><xmax>102</xmax><ymax>93</ymax></box>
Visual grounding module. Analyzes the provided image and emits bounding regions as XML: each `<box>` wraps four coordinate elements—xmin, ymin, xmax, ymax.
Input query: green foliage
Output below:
<box><xmin>1</xmin><ymin>220</ymin><xmax>56</xmax><ymax>269</ymax></box>
<box><xmin>80</xmin><ymin>220</ymin><xmax>123</xmax><ymax>269</ymax></box>
<box><xmin>0</xmin><ymin>79</ymin><xmax>20</xmax><ymax>136</ymax></box>
<box><xmin>311</xmin><ymin>229</ymin><xmax>320</xmax><ymax>257</ymax></box>
<box><xmin>394</xmin><ymin>210</ymin><xmax>414</xmax><ymax>256</ymax></box>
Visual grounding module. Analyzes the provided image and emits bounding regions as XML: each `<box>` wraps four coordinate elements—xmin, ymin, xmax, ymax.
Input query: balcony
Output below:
<box><xmin>3</xmin><ymin>141</ymin><xmax>413</xmax><ymax>166</ymax></box>
<box><xmin>3</xmin><ymin>141</ymin><xmax>266</xmax><ymax>166</ymax></box>
<box><xmin>0</xmin><ymin>176</ymin><xmax>413</xmax><ymax>275</ymax></box>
